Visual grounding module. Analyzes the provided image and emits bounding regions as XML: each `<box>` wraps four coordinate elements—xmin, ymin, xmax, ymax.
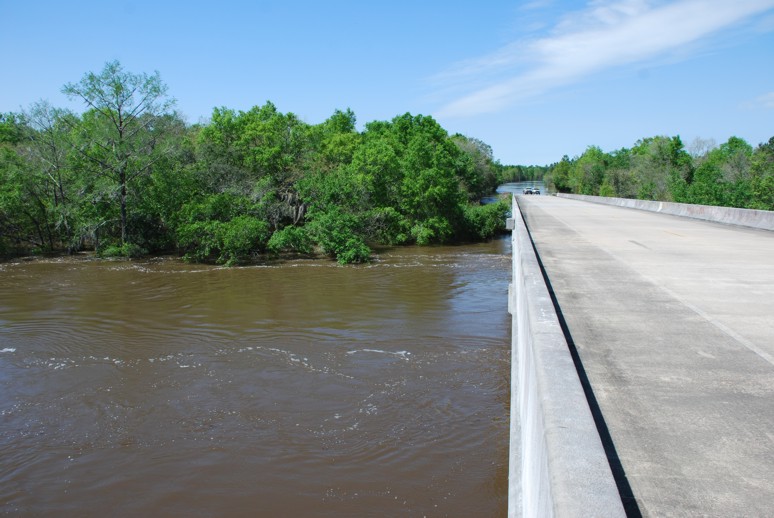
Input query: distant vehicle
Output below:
<box><xmin>522</xmin><ymin>187</ymin><xmax>541</xmax><ymax>195</ymax></box>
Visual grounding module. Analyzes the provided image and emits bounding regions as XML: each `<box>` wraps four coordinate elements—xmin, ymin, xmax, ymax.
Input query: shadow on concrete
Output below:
<box><xmin>528</xmin><ymin>233</ymin><xmax>643</xmax><ymax>518</ymax></box>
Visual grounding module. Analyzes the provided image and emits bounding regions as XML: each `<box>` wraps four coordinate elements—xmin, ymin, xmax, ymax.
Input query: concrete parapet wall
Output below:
<box><xmin>556</xmin><ymin>193</ymin><xmax>774</xmax><ymax>231</ymax></box>
<box><xmin>508</xmin><ymin>196</ymin><xmax>625</xmax><ymax>518</ymax></box>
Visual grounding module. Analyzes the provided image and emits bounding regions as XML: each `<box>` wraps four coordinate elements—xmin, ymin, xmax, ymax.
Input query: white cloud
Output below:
<box><xmin>434</xmin><ymin>0</ymin><xmax>774</xmax><ymax>118</ymax></box>
<box><xmin>757</xmin><ymin>92</ymin><xmax>774</xmax><ymax>109</ymax></box>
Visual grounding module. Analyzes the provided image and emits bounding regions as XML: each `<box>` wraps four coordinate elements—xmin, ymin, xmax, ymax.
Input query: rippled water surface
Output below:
<box><xmin>0</xmin><ymin>239</ymin><xmax>511</xmax><ymax>516</ymax></box>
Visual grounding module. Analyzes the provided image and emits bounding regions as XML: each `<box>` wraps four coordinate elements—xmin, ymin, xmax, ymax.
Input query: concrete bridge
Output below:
<box><xmin>507</xmin><ymin>194</ymin><xmax>774</xmax><ymax>517</ymax></box>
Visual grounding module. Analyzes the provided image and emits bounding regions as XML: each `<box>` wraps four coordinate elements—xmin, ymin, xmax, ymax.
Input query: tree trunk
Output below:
<box><xmin>120</xmin><ymin>172</ymin><xmax>127</xmax><ymax>245</ymax></box>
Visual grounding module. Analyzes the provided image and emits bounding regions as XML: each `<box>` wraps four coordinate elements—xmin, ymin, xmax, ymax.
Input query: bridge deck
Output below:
<box><xmin>517</xmin><ymin>195</ymin><xmax>774</xmax><ymax>517</ymax></box>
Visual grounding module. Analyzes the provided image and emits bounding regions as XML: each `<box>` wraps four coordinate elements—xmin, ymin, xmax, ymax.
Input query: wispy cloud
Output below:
<box><xmin>757</xmin><ymin>92</ymin><xmax>774</xmax><ymax>109</ymax></box>
<box><xmin>434</xmin><ymin>0</ymin><xmax>774</xmax><ymax>118</ymax></box>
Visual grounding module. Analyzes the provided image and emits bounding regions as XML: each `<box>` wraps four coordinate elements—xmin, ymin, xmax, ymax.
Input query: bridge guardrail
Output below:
<box><xmin>556</xmin><ymin>193</ymin><xmax>774</xmax><ymax>231</ymax></box>
<box><xmin>508</xmin><ymin>195</ymin><xmax>625</xmax><ymax>517</ymax></box>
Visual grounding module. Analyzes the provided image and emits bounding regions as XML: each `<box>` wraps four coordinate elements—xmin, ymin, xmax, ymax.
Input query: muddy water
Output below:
<box><xmin>0</xmin><ymin>239</ymin><xmax>511</xmax><ymax>517</ymax></box>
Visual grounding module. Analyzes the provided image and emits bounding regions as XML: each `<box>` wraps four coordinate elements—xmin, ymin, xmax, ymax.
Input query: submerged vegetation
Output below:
<box><xmin>0</xmin><ymin>61</ymin><xmax>523</xmax><ymax>264</ymax></box>
<box><xmin>543</xmin><ymin>135</ymin><xmax>774</xmax><ymax>210</ymax></box>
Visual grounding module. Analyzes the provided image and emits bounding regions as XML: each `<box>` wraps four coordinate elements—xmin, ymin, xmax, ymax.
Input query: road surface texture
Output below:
<box><xmin>517</xmin><ymin>195</ymin><xmax>774</xmax><ymax>517</ymax></box>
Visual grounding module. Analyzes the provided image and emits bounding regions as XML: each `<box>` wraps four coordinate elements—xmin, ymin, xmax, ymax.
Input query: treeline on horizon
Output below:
<box><xmin>542</xmin><ymin>134</ymin><xmax>774</xmax><ymax>210</ymax></box>
<box><xmin>0</xmin><ymin>61</ymin><xmax>537</xmax><ymax>264</ymax></box>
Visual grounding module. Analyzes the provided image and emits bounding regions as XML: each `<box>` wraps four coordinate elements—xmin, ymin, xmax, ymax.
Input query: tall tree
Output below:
<box><xmin>62</xmin><ymin>60</ymin><xmax>175</xmax><ymax>246</ymax></box>
<box><xmin>749</xmin><ymin>137</ymin><xmax>774</xmax><ymax>210</ymax></box>
<box><xmin>546</xmin><ymin>156</ymin><xmax>573</xmax><ymax>193</ymax></box>
<box><xmin>22</xmin><ymin>101</ymin><xmax>80</xmax><ymax>250</ymax></box>
<box><xmin>570</xmin><ymin>146</ymin><xmax>608</xmax><ymax>195</ymax></box>
<box><xmin>1</xmin><ymin>108</ymin><xmax>80</xmax><ymax>253</ymax></box>
<box><xmin>451</xmin><ymin>134</ymin><xmax>498</xmax><ymax>201</ymax></box>
<box><xmin>631</xmin><ymin>136</ymin><xmax>692</xmax><ymax>201</ymax></box>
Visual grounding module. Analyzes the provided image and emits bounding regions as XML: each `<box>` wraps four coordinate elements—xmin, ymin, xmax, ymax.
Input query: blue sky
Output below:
<box><xmin>2</xmin><ymin>0</ymin><xmax>773</xmax><ymax>165</ymax></box>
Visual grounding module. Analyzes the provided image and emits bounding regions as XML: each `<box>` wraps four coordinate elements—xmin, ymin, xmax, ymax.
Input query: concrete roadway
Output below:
<box><xmin>516</xmin><ymin>195</ymin><xmax>774</xmax><ymax>517</ymax></box>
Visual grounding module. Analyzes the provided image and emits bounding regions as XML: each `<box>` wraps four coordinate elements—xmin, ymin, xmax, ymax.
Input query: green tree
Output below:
<box><xmin>318</xmin><ymin>108</ymin><xmax>360</xmax><ymax>167</ymax></box>
<box><xmin>4</xmin><ymin>62</ymin><xmax>514</xmax><ymax>264</ymax></box>
<box><xmin>0</xmin><ymin>108</ymin><xmax>84</xmax><ymax>254</ymax></box>
<box><xmin>198</xmin><ymin>102</ymin><xmax>312</xmax><ymax>229</ymax></box>
<box><xmin>21</xmin><ymin>102</ymin><xmax>81</xmax><ymax>250</ymax></box>
<box><xmin>451</xmin><ymin>134</ymin><xmax>499</xmax><ymax>201</ymax></box>
<box><xmin>569</xmin><ymin>146</ymin><xmax>608</xmax><ymax>195</ymax></box>
<box><xmin>685</xmin><ymin>136</ymin><xmax>753</xmax><ymax>207</ymax></box>
<box><xmin>390</xmin><ymin>114</ymin><xmax>465</xmax><ymax>244</ymax></box>
<box><xmin>306</xmin><ymin>207</ymin><xmax>371</xmax><ymax>264</ymax></box>
<box><xmin>749</xmin><ymin>137</ymin><xmax>774</xmax><ymax>210</ymax></box>
<box><xmin>0</xmin><ymin>114</ymin><xmax>31</xmax><ymax>254</ymax></box>
<box><xmin>0</xmin><ymin>144</ymin><xmax>40</xmax><ymax>254</ymax></box>
<box><xmin>349</xmin><ymin>133</ymin><xmax>402</xmax><ymax>211</ymax></box>
<box><xmin>718</xmin><ymin>136</ymin><xmax>753</xmax><ymax>207</ymax></box>
<box><xmin>462</xmin><ymin>198</ymin><xmax>511</xmax><ymax>240</ymax></box>
<box><xmin>175</xmin><ymin>193</ymin><xmax>270</xmax><ymax>265</ymax></box>
<box><xmin>546</xmin><ymin>155</ymin><xmax>573</xmax><ymax>193</ymax></box>
<box><xmin>631</xmin><ymin>136</ymin><xmax>692</xmax><ymax>201</ymax></box>
<box><xmin>62</xmin><ymin>60</ymin><xmax>176</xmax><ymax>248</ymax></box>
<box><xmin>196</xmin><ymin>107</ymin><xmax>250</xmax><ymax>193</ymax></box>
<box><xmin>131</xmin><ymin>115</ymin><xmax>195</xmax><ymax>252</ymax></box>
<box><xmin>0</xmin><ymin>113</ymin><xmax>26</xmax><ymax>146</ymax></box>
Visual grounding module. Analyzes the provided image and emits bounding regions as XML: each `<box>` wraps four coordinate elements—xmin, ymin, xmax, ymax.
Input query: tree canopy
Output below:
<box><xmin>7</xmin><ymin>62</ymin><xmax>768</xmax><ymax>263</ymax></box>
<box><xmin>544</xmin><ymin>135</ymin><xmax>773</xmax><ymax>210</ymax></box>
<box><xmin>1</xmin><ymin>62</ymin><xmax>510</xmax><ymax>263</ymax></box>
<box><xmin>61</xmin><ymin>60</ymin><xmax>177</xmax><ymax>250</ymax></box>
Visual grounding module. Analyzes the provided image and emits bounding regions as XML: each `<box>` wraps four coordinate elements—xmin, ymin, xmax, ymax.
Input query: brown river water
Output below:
<box><xmin>0</xmin><ymin>238</ymin><xmax>511</xmax><ymax>517</ymax></box>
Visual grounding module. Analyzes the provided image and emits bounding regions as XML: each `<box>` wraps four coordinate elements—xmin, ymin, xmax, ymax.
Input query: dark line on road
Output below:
<box><xmin>628</xmin><ymin>240</ymin><xmax>649</xmax><ymax>250</ymax></box>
